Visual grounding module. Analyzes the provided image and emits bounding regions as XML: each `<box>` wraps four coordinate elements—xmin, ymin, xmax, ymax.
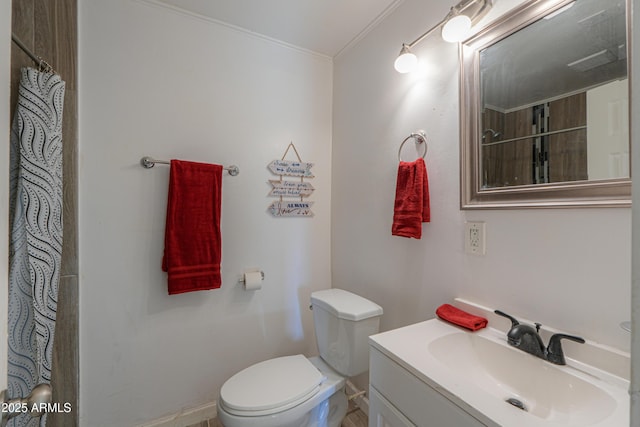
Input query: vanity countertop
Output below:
<box><xmin>369</xmin><ymin>319</ymin><xmax>629</xmax><ymax>427</ymax></box>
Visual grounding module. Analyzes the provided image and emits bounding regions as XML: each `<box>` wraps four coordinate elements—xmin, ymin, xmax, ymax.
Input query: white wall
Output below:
<box><xmin>78</xmin><ymin>1</ymin><xmax>332</xmax><ymax>425</ymax></box>
<box><xmin>332</xmin><ymin>0</ymin><xmax>631</xmax><ymax>363</ymax></box>
<box><xmin>630</xmin><ymin>0</ymin><xmax>640</xmax><ymax>420</ymax></box>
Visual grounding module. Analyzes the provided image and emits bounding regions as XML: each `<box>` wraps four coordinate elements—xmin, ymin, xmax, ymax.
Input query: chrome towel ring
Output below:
<box><xmin>398</xmin><ymin>131</ymin><xmax>427</xmax><ymax>162</ymax></box>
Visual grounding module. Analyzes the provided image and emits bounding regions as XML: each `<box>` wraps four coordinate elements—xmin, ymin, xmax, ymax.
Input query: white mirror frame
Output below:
<box><xmin>460</xmin><ymin>0</ymin><xmax>632</xmax><ymax>209</ymax></box>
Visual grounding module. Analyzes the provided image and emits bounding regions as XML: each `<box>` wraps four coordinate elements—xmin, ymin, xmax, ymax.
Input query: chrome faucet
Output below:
<box><xmin>495</xmin><ymin>310</ymin><xmax>585</xmax><ymax>365</ymax></box>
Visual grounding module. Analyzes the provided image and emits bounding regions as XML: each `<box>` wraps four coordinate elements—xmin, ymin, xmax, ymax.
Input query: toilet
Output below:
<box><xmin>217</xmin><ymin>288</ymin><xmax>383</xmax><ymax>427</ymax></box>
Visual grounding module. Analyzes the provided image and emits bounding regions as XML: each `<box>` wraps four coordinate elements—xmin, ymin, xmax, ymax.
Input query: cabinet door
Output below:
<box><xmin>370</xmin><ymin>348</ymin><xmax>488</xmax><ymax>427</ymax></box>
<box><xmin>369</xmin><ymin>387</ymin><xmax>415</xmax><ymax>427</ymax></box>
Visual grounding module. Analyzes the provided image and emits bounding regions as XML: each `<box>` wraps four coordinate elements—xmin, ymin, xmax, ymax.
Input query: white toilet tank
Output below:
<box><xmin>310</xmin><ymin>289</ymin><xmax>383</xmax><ymax>377</ymax></box>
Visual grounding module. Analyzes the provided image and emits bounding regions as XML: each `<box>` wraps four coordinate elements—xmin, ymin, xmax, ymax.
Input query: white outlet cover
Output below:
<box><xmin>465</xmin><ymin>221</ymin><xmax>486</xmax><ymax>255</ymax></box>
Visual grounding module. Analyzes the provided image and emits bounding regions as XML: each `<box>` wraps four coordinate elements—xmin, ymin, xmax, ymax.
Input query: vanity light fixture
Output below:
<box><xmin>394</xmin><ymin>0</ymin><xmax>492</xmax><ymax>73</ymax></box>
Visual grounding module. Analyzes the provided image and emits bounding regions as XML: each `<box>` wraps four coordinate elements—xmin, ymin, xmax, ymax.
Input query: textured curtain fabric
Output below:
<box><xmin>8</xmin><ymin>67</ymin><xmax>65</xmax><ymax>427</ymax></box>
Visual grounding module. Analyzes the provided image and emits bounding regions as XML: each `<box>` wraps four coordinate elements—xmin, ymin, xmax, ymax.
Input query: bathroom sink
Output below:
<box><xmin>428</xmin><ymin>331</ymin><xmax>616</xmax><ymax>426</ymax></box>
<box><xmin>369</xmin><ymin>318</ymin><xmax>629</xmax><ymax>427</ymax></box>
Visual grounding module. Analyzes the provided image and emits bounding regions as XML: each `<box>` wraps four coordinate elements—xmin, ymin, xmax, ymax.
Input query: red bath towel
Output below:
<box><xmin>392</xmin><ymin>158</ymin><xmax>430</xmax><ymax>239</ymax></box>
<box><xmin>162</xmin><ymin>160</ymin><xmax>223</xmax><ymax>294</ymax></box>
<box><xmin>436</xmin><ymin>304</ymin><xmax>488</xmax><ymax>331</ymax></box>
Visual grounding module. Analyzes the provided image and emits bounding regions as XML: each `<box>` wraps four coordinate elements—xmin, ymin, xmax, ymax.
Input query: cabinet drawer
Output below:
<box><xmin>369</xmin><ymin>347</ymin><xmax>486</xmax><ymax>427</ymax></box>
<box><xmin>369</xmin><ymin>387</ymin><xmax>416</xmax><ymax>427</ymax></box>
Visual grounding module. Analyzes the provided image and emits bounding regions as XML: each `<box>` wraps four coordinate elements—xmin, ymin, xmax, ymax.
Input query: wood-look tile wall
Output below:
<box><xmin>548</xmin><ymin>92</ymin><xmax>588</xmax><ymax>183</ymax></box>
<box><xmin>10</xmin><ymin>1</ymin><xmax>78</xmax><ymax>426</ymax></box>
<box><xmin>481</xmin><ymin>92</ymin><xmax>587</xmax><ymax>188</ymax></box>
<box><xmin>482</xmin><ymin>108</ymin><xmax>535</xmax><ymax>187</ymax></box>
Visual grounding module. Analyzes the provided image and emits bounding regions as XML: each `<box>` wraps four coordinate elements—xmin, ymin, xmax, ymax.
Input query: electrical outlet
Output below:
<box><xmin>465</xmin><ymin>221</ymin><xmax>486</xmax><ymax>255</ymax></box>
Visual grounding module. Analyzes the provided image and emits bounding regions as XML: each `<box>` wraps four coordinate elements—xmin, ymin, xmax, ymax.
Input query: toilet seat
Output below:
<box><xmin>220</xmin><ymin>354</ymin><xmax>325</xmax><ymax>416</ymax></box>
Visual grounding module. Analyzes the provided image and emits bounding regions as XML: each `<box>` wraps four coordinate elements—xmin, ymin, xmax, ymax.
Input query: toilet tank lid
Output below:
<box><xmin>310</xmin><ymin>289</ymin><xmax>383</xmax><ymax>321</ymax></box>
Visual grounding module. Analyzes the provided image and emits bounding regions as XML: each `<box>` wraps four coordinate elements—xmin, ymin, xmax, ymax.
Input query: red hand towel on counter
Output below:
<box><xmin>436</xmin><ymin>304</ymin><xmax>488</xmax><ymax>331</ymax></box>
<box><xmin>162</xmin><ymin>160</ymin><xmax>223</xmax><ymax>295</ymax></box>
<box><xmin>392</xmin><ymin>158</ymin><xmax>430</xmax><ymax>239</ymax></box>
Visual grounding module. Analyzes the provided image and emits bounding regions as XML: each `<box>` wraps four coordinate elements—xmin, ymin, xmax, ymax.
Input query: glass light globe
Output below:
<box><xmin>394</xmin><ymin>51</ymin><xmax>418</xmax><ymax>73</ymax></box>
<box><xmin>441</xmin><ymin>14</ymin><xmax>472</xmax><ymax>43</ymax></box>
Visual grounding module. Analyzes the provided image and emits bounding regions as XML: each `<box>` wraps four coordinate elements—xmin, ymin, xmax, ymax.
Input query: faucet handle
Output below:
<box><xmin>494</xmin><ymin>310</ymin><xmax>520</xmax><ymax>328</ymax></box>
<box><xmin>546</xmin><ymin>333</ymin><xmax>586</xmax><ymax>365</ymax></box>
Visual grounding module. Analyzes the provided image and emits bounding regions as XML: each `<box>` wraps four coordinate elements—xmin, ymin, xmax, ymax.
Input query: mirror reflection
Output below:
<box><xmin>479</xmin><ymin>0</ymin><xmax>628</xmax><ymax>189</ymax></box>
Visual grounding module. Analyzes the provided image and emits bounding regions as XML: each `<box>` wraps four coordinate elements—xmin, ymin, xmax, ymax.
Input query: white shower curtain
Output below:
<box><xmin>8</xmin><ymin>67</ymin><xmax>65</xmax><ymax>427</ymax></box>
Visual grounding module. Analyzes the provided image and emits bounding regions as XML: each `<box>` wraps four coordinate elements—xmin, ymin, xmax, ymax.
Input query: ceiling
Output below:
<box><xmin>154</xmin><ymin>0</ymin><xmax>403</xmax><ymax>57</ymax></box>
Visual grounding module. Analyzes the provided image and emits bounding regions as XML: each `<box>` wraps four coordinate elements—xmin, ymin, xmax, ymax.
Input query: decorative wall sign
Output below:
<box><xmin>268</xmin><ymin>142</ymin><xmax>315</xmax><ymax>218</ymax></box>
<box><xmin>268</xmin><ymin>201</ymin><xmax>314</xmax><ymax>217</ymax></box>
<box><xmin>267</xmin><ymin>160</ymin><xmax>314</xmax><ymax>178</ymax></box>
<box><xmin>268</xmin><ymin>180</ymin><xmax>315</xmax><ymax>197</ymax></box>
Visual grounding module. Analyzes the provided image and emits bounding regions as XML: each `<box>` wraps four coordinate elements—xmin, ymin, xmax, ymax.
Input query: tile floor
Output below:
<box><xmin>342</xmin><ymin>405</ymin><xmax>369</xmax><ymax>427</ymax></box>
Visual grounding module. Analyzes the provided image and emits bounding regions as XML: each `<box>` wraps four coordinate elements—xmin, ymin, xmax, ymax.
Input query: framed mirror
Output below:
<box><xmin>460</xmin><ymin>0</ymin><xmax>630</xmax><ymax>208</ymax></box>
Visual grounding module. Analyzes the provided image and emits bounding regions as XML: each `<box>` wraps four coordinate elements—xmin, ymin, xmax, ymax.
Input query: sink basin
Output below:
<box><xmin>369</xmin><ymin>318</ymin><xmax>629</xmax><ymax>427</ymax></box>
<box><xmin>428</xmin><ymin>331</ymin><xmax>616</xmax><ymax>426</ymax></box>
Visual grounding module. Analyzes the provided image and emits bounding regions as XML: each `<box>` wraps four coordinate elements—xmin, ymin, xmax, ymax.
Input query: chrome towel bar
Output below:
<box><xmin>140</xmin><ymin>156</ymin><xmax>239</xmax><ymax>176</ymax></box>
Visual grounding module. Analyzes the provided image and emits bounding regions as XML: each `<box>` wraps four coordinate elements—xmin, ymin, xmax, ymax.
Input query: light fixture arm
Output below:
<box><xmin>451</xmin><ymin>0</ymin><xmax>486</xmax><ymax>19</ymax></box>
<box><xmin>404</xmin><ymin>16</ymin><xmax>450</xmax><ymax>49</ymax></box>
<box><xmin>394</xmin><ymin>0</ymin><xmax>492</xmax><ymax>73</ymax></box>
<box><xmin>403</xmin><ymin>0</ymin><xmax>491</xmax><ymax>49</ymax></box>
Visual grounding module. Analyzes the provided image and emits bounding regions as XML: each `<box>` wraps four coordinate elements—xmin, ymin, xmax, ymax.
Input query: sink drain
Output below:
<box><xmin>505</xmin><ymin>397</ymin><xmax>527</xmax><ymax>412</ymax></box>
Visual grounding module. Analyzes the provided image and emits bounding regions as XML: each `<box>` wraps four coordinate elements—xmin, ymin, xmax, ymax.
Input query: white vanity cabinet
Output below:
<box><xmin>368</xmin><ymin>341</ymin><xmax>488</xmax><ymax>427</ymax></box>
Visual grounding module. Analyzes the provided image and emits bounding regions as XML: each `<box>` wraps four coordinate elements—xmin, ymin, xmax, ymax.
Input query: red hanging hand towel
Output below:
<box><xmin>392</xmin><ymin>158</ymin><xmax>430</xmax><ymax>239</ymax></box>
<box><xmin>162</xmin><ymin>160</ymin><xmax>223</xmax><ymax>294</ymax></box>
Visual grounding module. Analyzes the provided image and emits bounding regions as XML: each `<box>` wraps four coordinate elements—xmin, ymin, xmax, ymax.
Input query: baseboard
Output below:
<box><xmin>135</xmin><ymin>401</ymin><xmax>217</xmax><ymax>427</ymax></box>
<box><xmin>345</xmin><ymin>380</ymin><xmax>369</xmax><ymax>415</ymax></box>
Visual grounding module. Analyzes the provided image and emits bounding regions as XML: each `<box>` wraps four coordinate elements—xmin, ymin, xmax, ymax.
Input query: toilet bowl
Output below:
<box><xmin>217</xmin><ymin>289</ymin><xmax>383</xmax><ymax>427</ymax></box>
<box><xmin>217</xmin><ymin>356</ymin><xmax>348</xmax><ymax>427</ymax></box>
